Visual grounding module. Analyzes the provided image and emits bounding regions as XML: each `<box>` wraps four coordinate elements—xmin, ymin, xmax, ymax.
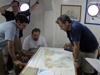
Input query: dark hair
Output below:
<box><xmin>56</xmin><ymin>14</ymin><xmax>72</xmax><ymax>24</ymax></box>
<box><xmin>15</xmin><ymin>14</ymin><xmax>29</xmax><ymax>24</ymax></box>
<box><xmin>11</xmin><ymin>1</ymin><xmax>19</xmax><ymax>6</ymax></box>
<box><xmin>32</xmin><ymin>28</ymin><xmax>41</xmax><ymax>34</ymax></box>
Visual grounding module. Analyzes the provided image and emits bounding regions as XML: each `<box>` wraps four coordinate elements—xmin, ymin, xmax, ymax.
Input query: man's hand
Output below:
<box><xmin>14</xmin><ymin>60</ymin><xmax>22</xmax><ymax>66</ymax></box>
<box><xmin>22</xmin><ymin>56</ymin><xmax>29</xmax><ymax>62</ymax></box>
<box><xmin>74</xmin><ymin>61</ymin><xmax>80</xmax><ymax>68</ymax></box>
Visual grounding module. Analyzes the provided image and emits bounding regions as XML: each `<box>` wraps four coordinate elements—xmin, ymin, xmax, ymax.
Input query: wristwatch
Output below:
<box><xmin>36</xmin><ymin>1</ymin><xmax>39</xmax><ymax>4</ymax></box>
<box><xmin>74</xmin><ymin>59</ymin><xmax>78</xmax><ymax>62</ymax></box>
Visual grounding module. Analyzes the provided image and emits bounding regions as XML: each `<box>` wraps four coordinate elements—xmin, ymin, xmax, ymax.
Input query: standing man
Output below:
<box><xmin>0</xmin><ymin>0</ymin><xmax>40</xmax><ymax>73</ymax></box>
<box><xmin>22</xmin><ymin>28</ymin><xmax>47</xmax><ymax>56</ymax></box>
<box><xmin>0</xmin><ymin>0</ymin><xmax>40</xmax><ymax>38</ymax></box>
<box><xmin>0</xmin><ymin>14</ymin><xmax>29</xmax><ymax>69</ymax></box>
<box><xmin>56</xmin><ymin>14</ymin><xmax>99</xmax><ymax>75</ymax></box>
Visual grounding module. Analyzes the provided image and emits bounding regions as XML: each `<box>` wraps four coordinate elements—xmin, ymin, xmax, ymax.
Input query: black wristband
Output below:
<box><xmin>36</xmin><ymin>1</ymin><xmax>39</xmax><ymax>4</ymax></box>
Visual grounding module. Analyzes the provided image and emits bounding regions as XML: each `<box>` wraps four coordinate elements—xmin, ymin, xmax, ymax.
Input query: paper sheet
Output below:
<box><xmin>85</xmin><ymin>58</ymin><xmax>100</xmax><ymax>73</ymax></box>
<box><xmin>38</xmin><ymin>70</ymin><xmax>54</xmax><ymax>75</ymax></box>
<box><xmin>22</xmin><ymin>67</ymin><xmax>38</xmax><ymax>75</ymax></box>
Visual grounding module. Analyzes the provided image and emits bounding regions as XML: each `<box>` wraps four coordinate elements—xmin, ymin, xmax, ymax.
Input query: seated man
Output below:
<box><xmin>22</xmin><ymin>28</ymin><xmax>47</xmax><ymax>57</ymax></box>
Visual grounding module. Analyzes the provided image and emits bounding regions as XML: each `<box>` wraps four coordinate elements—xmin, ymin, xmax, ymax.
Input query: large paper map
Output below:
<box><xmin>26</xmin><ymin>47</ymin><xmax>75</xmax><ymax>75</ymax></box>
<box><xmin>44</xmin><ymin>48</ymin><xmax>73</xmax><ymax>70</ymax></box>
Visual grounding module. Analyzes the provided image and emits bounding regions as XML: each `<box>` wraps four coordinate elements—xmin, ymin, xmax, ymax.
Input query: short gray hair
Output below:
<box><xmin>56</xmin><ymin>14</ymin><xmax>72</xmax><ymax>24</ymax></box>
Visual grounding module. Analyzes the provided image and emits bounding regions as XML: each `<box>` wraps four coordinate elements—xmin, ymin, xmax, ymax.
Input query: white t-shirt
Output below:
<box><xmin>22</xmin><ymin>35</ymin><xmax>47</xmax><ymax>53</ymax></box>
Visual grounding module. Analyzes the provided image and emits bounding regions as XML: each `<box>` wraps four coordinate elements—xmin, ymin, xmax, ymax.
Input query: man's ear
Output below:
<box><xmin>65</xmin><ymin>21</ymin><xmax>69</xmax><ymax>26</ymax></box>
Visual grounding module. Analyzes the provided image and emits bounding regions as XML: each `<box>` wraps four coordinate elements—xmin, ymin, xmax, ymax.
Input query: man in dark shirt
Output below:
<box><xmin>0</xmin><ymin>0</ymin><xmax>40</xmax><ymax>38</ymax></box>
<box><xmin>56</xmin><ymin>14</ymin><xmax>99</xmax><ymax>75</ymax></box>
<box><xmin>0</xmin><ymin>0</ymin><xmax>40</xmax><ymax>74</ymax></box>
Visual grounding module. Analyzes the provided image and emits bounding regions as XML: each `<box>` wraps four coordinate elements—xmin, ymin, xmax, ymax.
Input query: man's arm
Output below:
<box><xmin>0</xmin><ymin>4</ymin><xmax>11</xmax><ymax>14</ymax></box>
<box><xmin>21</xmin><ymin>0</ymin><xmax>40</xmax><ymax>16</ymax></box>
<box><xmin>29</xmin><ymin>0</ymin><xmax>40</xmax><ymax>13</ymax></box>
<box><xmin>0</xmin><ymin>2</ymin><xmax>15</xmax><ymax>14</ymax></box>
<box><xmin>8</xmin><ymin>40</ymin><xmax>17</xmax><ymax>60</ymax></box>
<box><xmin>14</xmin><ymin>36</ymin><xmax>22</xmax><ymax>52</ymax></box>
<box><xmin>73</xmin><ymin>41</ymin><xmax>80</xmax><ymax>68</ymax></box>
<box><xmin>0</xmin><ymin>1</ymin><xmax>18</xmax><ymax>14</ymax></box>
<box><xmin>7</xmin><ymin>40</ymin><xmax>22</xmax><ymax>65</ymax></box>
<box><xmin>22</xmin><ymin>36</ymin><xmax>33</xmax><ymax>56</ymax></box>
<box><xmin>22</xmin><ymin>50</ymin><xmax>32</xmax><ymax>56</ymax></box>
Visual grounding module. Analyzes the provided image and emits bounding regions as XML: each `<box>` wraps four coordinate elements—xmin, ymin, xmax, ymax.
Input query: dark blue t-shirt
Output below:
<box><xmin>66</xmin><ymin>21</ymin><xmax>99</xmax><ymax>52</ymax></box>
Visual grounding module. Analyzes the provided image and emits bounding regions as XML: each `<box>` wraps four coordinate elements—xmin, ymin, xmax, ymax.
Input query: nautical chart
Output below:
<box><xmin>29</xmin><ymin>47</ymin><xmax>75</xmax><ymax>75</ymax></box>
<box><xmin>42</xmin><ymin>48</ymin><xmax>74</xmax><ymax>71</ymax></box>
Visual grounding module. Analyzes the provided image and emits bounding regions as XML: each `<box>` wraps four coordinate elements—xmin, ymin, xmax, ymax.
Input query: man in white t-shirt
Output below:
<box><xmin>22</xmin><ymin>28</ymin><xmax>47</xmax><ymax>56</ymax></box>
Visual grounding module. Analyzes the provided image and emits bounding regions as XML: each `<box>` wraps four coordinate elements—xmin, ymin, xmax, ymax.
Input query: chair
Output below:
<box><xmin>13</xmin><ymin>53</ymin><xmax>27</xmax><ymax>75</ymax></box>
<box><xmin>63</xmin><ymin>43</ymin><xmax>72</xmax><ymax>48</ymax></box>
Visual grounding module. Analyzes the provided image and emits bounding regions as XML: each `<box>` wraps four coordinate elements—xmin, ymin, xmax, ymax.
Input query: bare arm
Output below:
<box><xmin>7</xmin><ymin>40</ymin><xmax>22</xmax><ymax>65</ymax></box>
<box><xmin>0</xmin><ymin>4</ymin><xmax>11</xmax><ymax>14</ymax></box>
<box><xmin>22</xmin><ymin>50</ymin><xmax>33</xmax><ymax>56</ymax></box>
<box><xmin>14</xmin><ymin>37</ymin><xmax>22</xmax><ymax>52</ymax></box>
<box><xmin>8</xmin><ymin>40</ymin><xmax>17</xmax><ymax>60</ymax></box>
<box><xmin>30</xmin><ymin>0</ymin><xmax>40</xmax><ymax>13</ymax></box>
<box><xmin>0</xmin><ymin>2</ymin><xmax>14</xmax><ymax>14</ymax></box>
<box><xmin>0</xmin><ymin>2</ymin><xmax>17</xmax><ymax>14</ymax></box>
<box><xmin>73</xmin><ymin>41</ymin><xmax>80</xmax><ymax>59</ymax></box>
<box><xmin>73</xmin><ymin>41</ymin><xmax>80</xmax><ymax>68</ymax></box>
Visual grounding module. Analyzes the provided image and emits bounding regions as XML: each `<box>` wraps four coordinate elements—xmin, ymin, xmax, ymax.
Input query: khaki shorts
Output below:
<box><xmin>78</xmin><ymin>49</ymin><xmax>98</xmax><ymax>73</ymax></box>
<box><xmin>2</xmin><ymin>44</ymin><xmax>20</xmax><ymax>55</ymax></box>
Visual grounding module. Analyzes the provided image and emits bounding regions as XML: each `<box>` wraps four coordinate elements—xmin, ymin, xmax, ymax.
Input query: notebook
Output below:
<box><xmin>22</xmin><ymin>67</ymin><xmax>38</xmax><ymax>75</ymax></box>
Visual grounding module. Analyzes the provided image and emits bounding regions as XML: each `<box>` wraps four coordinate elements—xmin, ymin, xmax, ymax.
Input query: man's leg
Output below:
<box><xmin>3</xmin><ymin>55</ymin><xmax>8</xmax><ymax>66</ymax></box>
<box><xmin>2</xmin><ymin>46</ymin><xmax>16</xmax><ymax>75</ymax></box>
<box><xmin>77</xmin><ymin>51</ymin><xmax>83</xmax><ymax>75</ymax></box>
<box><xmin>0</xmin><ymin>49</ymin><xmax>8</xmax><ymax>75</ymax></box>
<box><xmin>7</xmin><ymin>43</ymin><xmax>19</xmax><ymax>71</ymax></box>
<box><xmin>7</xmin><ymin>55</ymin><xmax>13</xmax><ymax>71</ymax></box>
<box><xmin>2</xmin><ymin>46</ymin><xmax>9</xmax><ymax>69</ymax></box>
<box><xmin>81</xmin><ymin>50</ymin><xmax>98</xmax><ymax>75</ymax></box>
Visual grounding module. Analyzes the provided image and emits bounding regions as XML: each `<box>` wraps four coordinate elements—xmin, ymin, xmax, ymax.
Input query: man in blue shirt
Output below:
<box><xmin>56</xmin><ymin>14</ymin><xmax>99</xmax><ymax>75</ymax></box>
<box><xmin>0</xmin><ymin>14</ymin><xmax>29</xmax><ymax>73</ymax></box>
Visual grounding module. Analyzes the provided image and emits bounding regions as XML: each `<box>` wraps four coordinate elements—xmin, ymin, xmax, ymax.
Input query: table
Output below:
<box><xmin>19</xmin><ymin>47</ymin><xmax>77</xmax><ymax>75</ymax></box>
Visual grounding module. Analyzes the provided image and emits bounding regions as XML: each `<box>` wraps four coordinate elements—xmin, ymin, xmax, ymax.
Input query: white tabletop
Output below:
<box><xmin>20</xmin><ymin>47</ymin><xmax>76</xmax><ymax>75</ymax></box>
